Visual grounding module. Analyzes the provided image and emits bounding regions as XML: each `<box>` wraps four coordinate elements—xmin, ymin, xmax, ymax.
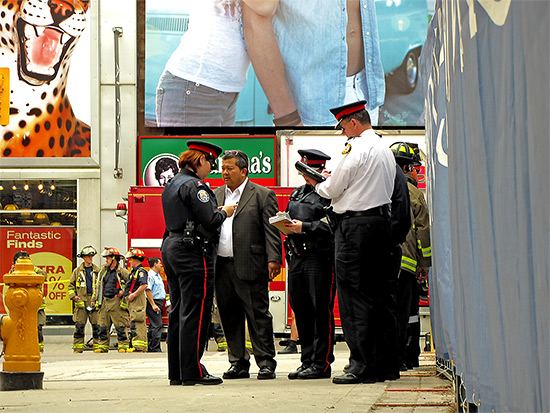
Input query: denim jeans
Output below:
<box><xmin>156</xmin><ymin>70</ymin><xmax>239</xmax><ymax>127</ymax></box>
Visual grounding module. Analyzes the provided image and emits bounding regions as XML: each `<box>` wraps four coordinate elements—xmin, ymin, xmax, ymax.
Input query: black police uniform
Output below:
<box><xmin>286</xmin><ymin>183</ymin><xmax>336</xmax><ymax>373</ymax></box>
<box><xmin>161</xmin><ymin>168</ymin><xmax>227</xmax><ymax>382</ymax></box>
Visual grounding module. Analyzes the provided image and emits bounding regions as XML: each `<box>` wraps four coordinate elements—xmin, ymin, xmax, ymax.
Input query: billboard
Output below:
<box><xmin>0</xmin><ymin>226</ymin><xmax>74</xmax><ymax>315</ymax></box>
<box><xmin>139</xmin><ymin>135</ymin><xmax>278</xmax><ymax>187</ymax></box>
<box><xmin>0</xmin><ymin>0</ymin><xmax>92</xmax><ymax>159</ymax></box>
<box><xmin>144</xmin><ymin>0</ymin><xmax>430</xmax><ymax>129</ymax></box>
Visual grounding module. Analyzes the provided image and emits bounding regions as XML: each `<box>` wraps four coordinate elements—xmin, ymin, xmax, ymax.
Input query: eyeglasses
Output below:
<box><xmin>224</xmin><ymin>150</ymin><xmax>249</xmax><ymax>167</ymax></box>
<box><xmin>337</xmin><ymin>119</ymin><xmax>350</xmax><ymax>131</ymax></box>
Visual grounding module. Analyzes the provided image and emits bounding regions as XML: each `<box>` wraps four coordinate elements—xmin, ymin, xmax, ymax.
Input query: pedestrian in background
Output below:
<box><xmin>145</xmin><ymin>256</ymin><xmax>166</xmax><ymax>353</ymax></box>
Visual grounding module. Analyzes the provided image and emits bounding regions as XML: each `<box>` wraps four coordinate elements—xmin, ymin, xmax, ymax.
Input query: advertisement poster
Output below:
<box><xmin>0</xmin><ymin>0</ymin><xmax>91</xmax><ymax>158</ymax></box>
<box><xmin>144</xmin><ymin>0</ymin><xmax>430</xmax><ymax>128</ymax></box>
<box><xmin>139</xmin><ymin>135</ymin><xmax>278</xmax><ymax>187</ymax></box>
<box><xmin>0</xmin><ymin>226</ymin><xmax>74</xmax><ymax>315</ymax></box>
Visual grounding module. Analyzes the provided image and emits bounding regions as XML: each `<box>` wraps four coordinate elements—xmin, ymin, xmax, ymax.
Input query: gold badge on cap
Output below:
<box><xmin>342</xmin><ymin>143</ymin><xmax>352</xmax><ymax>155</ymax></box>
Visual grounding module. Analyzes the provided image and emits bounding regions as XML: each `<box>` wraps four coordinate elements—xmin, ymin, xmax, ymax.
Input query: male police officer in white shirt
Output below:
<box><xmin>303</xmin><ymin>100</ymin><xmax>396</xmax><ymax>384</ymax></box>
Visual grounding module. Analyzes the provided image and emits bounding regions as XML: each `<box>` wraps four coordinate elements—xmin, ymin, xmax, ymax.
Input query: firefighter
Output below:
<box><xmin>123</xmin><ymin>248</ymin><xmax>149</xmax><ymax>353</ymax></box>
<box><xmin>68</xmin><ymin>245</ymin><xmax>101</xmax><ymax>353</ymax></box>
<box><xmin>93</xmin><ymin>247</ymin><xmax>130</xmax><ymax>353</ymax></box>
<box><xmin>390</xmin><ymin>142</ymin><xmax>432</xmax><ymax>370</ymax></box>
<box><xmin>10</xmin><ymin>251</ymin><xmax>47</xmax><ymax>353</ymax></box>
<box><xmin>284</xmin><ymin>149</ymin><xmax>336</xmax><ymax>380</ymax></box>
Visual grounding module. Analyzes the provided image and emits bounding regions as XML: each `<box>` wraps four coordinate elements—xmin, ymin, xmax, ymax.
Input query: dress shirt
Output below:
<box><xmin>147</xmin><ymin>269</ymin><xmax>166</xmax><ymax>300</ymax></box>
<box><xmin>218</xmin><ymin>178</ymin><xmax>248</xmax><ymax>257</ymax></box>
<box><xmin>272</xmin><ymin>0</ymin><xmax>385</xmax><ymax>125</ymax></box>
<box><xmin>316</xmin><ymin>129</ymin><xmax>396</xmax><ymax>214</ymax></box>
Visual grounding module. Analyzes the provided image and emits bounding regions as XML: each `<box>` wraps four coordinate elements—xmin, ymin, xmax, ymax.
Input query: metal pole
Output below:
<box><xmin>113</xmin><ymin>27</ymin><xmax>123</xmax><ymax>179</ymax></box>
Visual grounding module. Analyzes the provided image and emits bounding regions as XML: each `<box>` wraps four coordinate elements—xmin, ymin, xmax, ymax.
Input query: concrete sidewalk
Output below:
<box><xmin>1</xmin><ymin>337</ymin><xmax>455</xmax><ymax>412</ymax></box>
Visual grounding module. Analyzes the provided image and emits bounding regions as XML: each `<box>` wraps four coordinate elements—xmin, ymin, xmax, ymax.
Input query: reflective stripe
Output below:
<box><xmin>417</xmin><ymin>240</ymin><xmax>432</xmax><ymax>257</ymax></box>
<box><xmin>120</xmin><ymin>301</ymin><xmax>128</xmax><ymax>310</ymax></box>
<box><xmin>97</xmin><ymin>345</ymin><xmax>110</xmax><ymax>351</ymax></box>
<box><xmin>39</xmin><ymin>303</ymin><xmax>46</xmax><ymax>310</ymax></box>
<box><xmin>245</xmin><ymin>341</ymin><xmax>253</xmax><ymax>350</ymax></box>
<box><xmin>118</xmin><ymin>344</ymin><xmax>129</xmax><ymax>350</ymax></box>
<box><xmin>73</xmin><ymin>343</ymin><xmax>85</xmax><ymax>349</ymax></box>
<box><xmin>132</xmin><ymin>340</ymin><xmax>148</xmax><ymax>347</ymax></box>
<box><xmin>75</xmin><ymin>301</ymin><xmax>85</xmax><ymax>308</ymax></box>
<box><xmin>401</xmin><ymin>256</ymin><xmax>417</xmax><ymax>272</ymax></box>
<box><xmin>68</xmin><ymin>289</ymin><xmax>76</xmax><ymax>295</ymax></box>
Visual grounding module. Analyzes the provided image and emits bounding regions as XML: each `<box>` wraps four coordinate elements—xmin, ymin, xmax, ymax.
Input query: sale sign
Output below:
<box><xmin>0</xmin><ymin>226</ymin><xmax>74</xmax><ymax>315</ymax></box>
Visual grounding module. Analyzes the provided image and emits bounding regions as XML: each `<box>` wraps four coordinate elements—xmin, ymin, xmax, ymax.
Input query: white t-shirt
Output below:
<box><xmin>316</xmin><ymin>129</ymin><xmax>396</xmax><ymax>214</ymax></box>
<box><xmin>165</xmin><ymin>0</ymin><xmax>250</xmax><ymax>93</ymax></box>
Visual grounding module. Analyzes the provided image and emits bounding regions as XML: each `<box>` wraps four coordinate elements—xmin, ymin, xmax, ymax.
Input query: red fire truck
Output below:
<box><xmin>118</xmin><ymin>184</ymin><xmax>342</xmax><ymax>335</ymax></box>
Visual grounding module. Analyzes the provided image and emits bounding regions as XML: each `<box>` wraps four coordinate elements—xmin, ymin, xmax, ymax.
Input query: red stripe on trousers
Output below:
<box><xmin>196</xmin><ymin>256</ymin><xmax>208</xmax><ymax>377</ymax></box>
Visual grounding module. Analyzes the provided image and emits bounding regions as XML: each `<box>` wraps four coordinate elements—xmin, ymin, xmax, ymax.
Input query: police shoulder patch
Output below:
<box><xmin>342</xmin><ymin>142</ymin><xmax>352</xmax><ymax>155</ymax></box>
<box><xmin>195</xmin><ymin>180</ymin><xmax>206</xmax><ymax>188</ymax></box>
<box><xmin>197</xmin><ymin>189</ymin><xmax>210</xmax><ymax>203</ymax></box>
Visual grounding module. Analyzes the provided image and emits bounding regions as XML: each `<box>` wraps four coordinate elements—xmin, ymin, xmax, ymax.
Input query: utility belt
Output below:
<box><xmin>169</xmin><ymin>220</ymin><xmax>217</xmax><ymax>257</ymax></box>
<box><xmin>284</xmin><ymin>236</ymin><xmax>324</xmax><ymax>257</ymax></box>
<box><xmin>336</xmin><ymin>204</ymin><xmax>391</xmax><ymax>220</ymax></box>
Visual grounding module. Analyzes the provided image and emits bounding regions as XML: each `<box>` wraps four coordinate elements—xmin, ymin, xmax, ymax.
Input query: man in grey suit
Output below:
<box><xmin>214</xmin><ymin>150</ymin><xmax>283</xmax><ymax>380</ymax></box>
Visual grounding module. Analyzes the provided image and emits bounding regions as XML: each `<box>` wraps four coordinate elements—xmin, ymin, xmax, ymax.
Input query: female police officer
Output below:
<box><xmin>161</xmin><ymin>140</ymin><xmax>236</xmax><ymax>386</ymax></box>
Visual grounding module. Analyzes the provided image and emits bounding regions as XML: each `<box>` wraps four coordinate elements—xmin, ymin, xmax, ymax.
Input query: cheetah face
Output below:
<box><xmin>14</xmin><ymin>0</ymin><xmax>89</xmax><ymax>85</ymax></box>
<box><xmin>0</xmin><ymin>0</ymin><xmax>91</xmax><ymax>157</ymax></box>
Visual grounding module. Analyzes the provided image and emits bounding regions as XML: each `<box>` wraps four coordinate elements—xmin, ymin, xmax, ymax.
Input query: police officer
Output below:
<box><xmin>93</xmin><ymin>247</ymin><xmax>130</xmax><ymax>353</ymax></box>
<box><xmin>123</xmin><ymin>248</ymin><xmax>149</xmax><ymax>353</ymax></box>
<box><xmin>303</xmin><ymin>101</ymin><xmax>396</xmax><ymax>384</ymax></box>
<box><xmin>285</xmin><ymin>149</ymin><xmax>336</xmax><ymax>380</ymax></box>
<box><xmin>68</xmin><ymin>246</ymin><xmax>101</xmax><ymax>353</ymax></box>
<box><xmin>390</xmin><ymin>142</ymin><xmax>431</xmax><ymax>370</ymax></box>
<box><xmin>161</xmin><ymin>140</ymin><xmax>236</xmax><ymax>386</ymax></box>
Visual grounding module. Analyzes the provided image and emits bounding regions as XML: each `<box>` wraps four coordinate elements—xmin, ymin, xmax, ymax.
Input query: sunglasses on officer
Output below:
<box><xmin>204</xmin><ymin>154</ymin><xmax>217</xmax><ymax>169</ymax></box>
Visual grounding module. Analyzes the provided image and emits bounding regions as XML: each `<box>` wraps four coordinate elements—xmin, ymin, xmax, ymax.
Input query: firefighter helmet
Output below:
<box><xmin>124</xmin><ymin>248</ymin><xmax>147</xmax><ymax>259</ymax></box>
<box><xmin>78</xmin><ymin>245</ymin><xmax>98</xmax><ymax>258</ymax></box>
<box><xmin>13</xmin><ymin>250</ymin><xmax>30</xmax><ymax>264</ymax></box>
<box><xmin>100</xmin><ymin>247</ymin><xmax>123</xmax><ymax>258</ymax></box>
<box><xmin>390</xmin><ymin>142</ymin><xmax>421</xmax><ymax>166</ymax></box>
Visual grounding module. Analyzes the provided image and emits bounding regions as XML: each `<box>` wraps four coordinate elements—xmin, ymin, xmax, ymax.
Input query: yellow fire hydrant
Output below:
<box><xmin>0</xmin><ymin>257</ymin><xmax>44</xmax><ymax>391</ymax></box>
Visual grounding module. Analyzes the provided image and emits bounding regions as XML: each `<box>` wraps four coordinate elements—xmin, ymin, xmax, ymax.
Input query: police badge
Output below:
<box><xmin>197</xmin><ymin>189</ymin><xmax>210</xmax><ymax>203</ymax></box>
<box><xmin>342</xmin><ymin>142</ymin><xmax>352</xmax><ymax>155</ymax></box>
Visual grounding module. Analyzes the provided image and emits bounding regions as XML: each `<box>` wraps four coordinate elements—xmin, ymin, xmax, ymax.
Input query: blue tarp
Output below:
<box><xmin>420</xmin><ymin>1</ymin><xmax>549</xmax><ymax>411</ymax></box>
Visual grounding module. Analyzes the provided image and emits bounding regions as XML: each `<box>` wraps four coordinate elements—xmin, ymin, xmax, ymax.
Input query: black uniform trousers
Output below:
<box><xmin>215</xmin><ymin>258</ymin><xmax>276</xmax><ymax>371</ymax></box>
<box><xmin>288</xmin><ymin>252</ymin><xmax>336</xmax><ymax>372</ymax></box>
<box><xmin>396</xmin><ymin>268</ymin><xmax>415</xmax><ymax>366</ymax></box>
<box><xmin>162</xmin><ymin>236</ymin><xmax>214</xmax><ymax>381</ymax></box>
<box><xmin>334</xmin><ymin>214</ymin><xmax>392</xmax><ymax>381</ymax></box>
<box><xmin>146</xmin><ymin>299</ymin><xmax>164</xmax><ymax>352</ymax></box>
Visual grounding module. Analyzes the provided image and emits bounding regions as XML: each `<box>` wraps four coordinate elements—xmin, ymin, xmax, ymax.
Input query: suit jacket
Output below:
<box><xmin>214</xmin><ymin>180</ymin><xmax>282</xmax><ymax>281</ymax></box>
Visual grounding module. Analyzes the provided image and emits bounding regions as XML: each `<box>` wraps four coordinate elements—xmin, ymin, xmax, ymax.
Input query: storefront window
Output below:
<box><xmin>1</xmin><ymin>180</ymin><xmax>77</xmax><ymax>320</ymax></box>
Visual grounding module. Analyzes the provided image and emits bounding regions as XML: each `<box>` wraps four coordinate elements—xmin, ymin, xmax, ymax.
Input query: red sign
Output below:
<box><xmin>0</xmin><ymin>226</ymin><xmax>74</xmax><ymax>315</ymax></box>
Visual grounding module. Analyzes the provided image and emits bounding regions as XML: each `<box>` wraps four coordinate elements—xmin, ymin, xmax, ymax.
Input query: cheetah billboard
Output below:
<box><xmin>0</xmin><ymin>0</ymin><xmax>91</xmax><ymax>158</ymax></box>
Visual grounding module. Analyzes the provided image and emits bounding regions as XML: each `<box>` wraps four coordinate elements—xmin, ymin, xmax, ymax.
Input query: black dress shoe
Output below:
<box><xmin>332</xmin><ymin>372</ymin><xmax>363</xmax><ymax>384</ymax></box>
<box><xmin>183</xmin><ymin>374</ymin><xmax>223</xmax><ymax>386</ymax></box>
<box><xmin>169</xmin><ymin>379</ymin><xmax>183</xmax><ymax>386</ymax></box>
<box><xmin>223</xmin><ymin>365</ymin><xmax>250</xmax><ymax>379</ymax></box>
<box><xmin>288</xmin><ymin>364</ymin><xmax>308</xmax><ymax>380</ymax></box>
<box><xmin>257</xmin><ymin>366</ymin><xmax>276</xmax><ymax>380</ymax></box>
<box><xmin>297</xmin><ymin>366</ymin><xmax>331</xmax><ymax>380</ymax></box>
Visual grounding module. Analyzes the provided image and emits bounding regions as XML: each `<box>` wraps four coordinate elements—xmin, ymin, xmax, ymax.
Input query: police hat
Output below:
<box><xmin>329</xmin><ymin>100</ymin><xmax>367</xmax><ymax>125</ymax></box>
<box><xmin>298</xmin><ymin>149</ymin><xmax>331</xmax><ymax>167</ymax></box>
<box><xmin>186</xmin><ymin>140</ymin><xmax>223</xmax><ymax>159</ymax></box>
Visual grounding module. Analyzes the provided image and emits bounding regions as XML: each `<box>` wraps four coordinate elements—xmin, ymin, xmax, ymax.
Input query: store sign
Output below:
<box><xmin>0</xmin><ymin>226</ymin><xmax>74</xmax><ymax>315</ymax></box>
<box><xmin>139</xmin><ymin>135</ymin><xmax>278</xmax><ymax>187</ymax></box>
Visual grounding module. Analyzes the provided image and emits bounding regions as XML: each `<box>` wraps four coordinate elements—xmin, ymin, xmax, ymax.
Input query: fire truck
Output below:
<box><xmin>118</xmin><ymin>130</ymin><xmax>428</xmax><ymax>336</ymax></box>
